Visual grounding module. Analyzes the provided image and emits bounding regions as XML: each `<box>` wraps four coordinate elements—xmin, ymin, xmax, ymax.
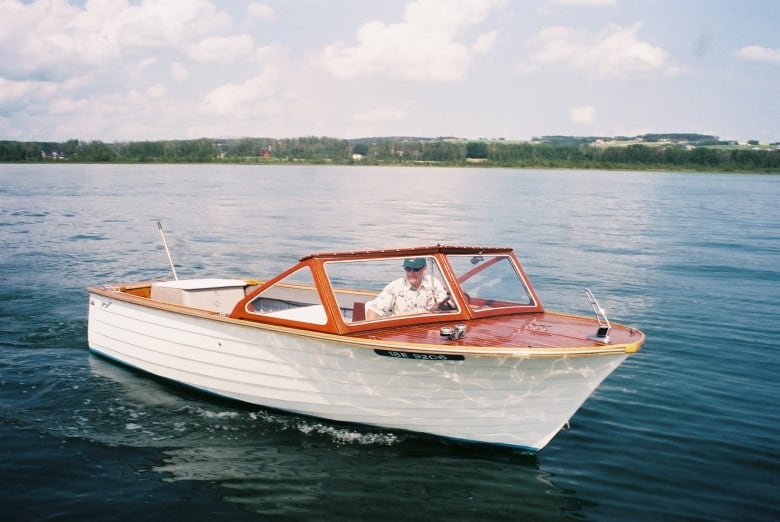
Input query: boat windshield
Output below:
<box><xmin>446</xmin><ymin>254</ymin><xmax>536</xmax><ymax>309</ymax></box>
<box><xmin>324</xmin><ymin>256</ymin><xmax>459</xmax><ymax>323</ymax></box>
<box><xmin>245</xmin><ymin>266</ymin><xmax>328</xmax><ymax>325</ymax></box>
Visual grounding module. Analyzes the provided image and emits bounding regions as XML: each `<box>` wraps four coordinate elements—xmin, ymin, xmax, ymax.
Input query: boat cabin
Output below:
<box><xmin>228</xmin><ymin>245</ymin><xmax>545</xmax><ymax>335</ymax></box>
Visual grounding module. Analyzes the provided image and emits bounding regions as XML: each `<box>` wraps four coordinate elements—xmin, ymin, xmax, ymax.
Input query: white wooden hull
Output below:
<box><xmin>88</xmin><ymin>292</ymin><xmax>627</xmax><ymax>451</ymax></box>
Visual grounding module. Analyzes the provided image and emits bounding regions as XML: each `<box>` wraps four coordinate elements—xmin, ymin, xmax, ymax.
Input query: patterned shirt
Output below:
<box><xmin>365</xmin><ymin>276</ymin><xmax>448</xmax><ymax>318</ymax></box>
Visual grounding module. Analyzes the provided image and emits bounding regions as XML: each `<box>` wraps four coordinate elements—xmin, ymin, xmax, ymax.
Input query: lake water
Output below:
<box><xmin>1</xmin><ymin>164</ymin><xmax>778</xmax><ymax>521</ymax></box>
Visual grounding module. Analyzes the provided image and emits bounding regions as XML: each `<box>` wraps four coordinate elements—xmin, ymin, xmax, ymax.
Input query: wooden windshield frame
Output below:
<box><xmin>230</xmin><ymin>245</ymin><xmax>545</xmax><ymax>334</ymax></box>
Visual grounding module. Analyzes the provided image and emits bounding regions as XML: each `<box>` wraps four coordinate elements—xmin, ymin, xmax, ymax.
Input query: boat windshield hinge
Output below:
<box><xmin>585</xmin><ymin>288</ymin><xmax>611</xmax><ymax>343</ymax></box>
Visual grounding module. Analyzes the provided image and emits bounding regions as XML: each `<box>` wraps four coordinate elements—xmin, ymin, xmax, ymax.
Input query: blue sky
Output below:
<box><xmin>1</xmin><ymin>0</ymin><xmax>778</xmax><ymax>143</ymax></box>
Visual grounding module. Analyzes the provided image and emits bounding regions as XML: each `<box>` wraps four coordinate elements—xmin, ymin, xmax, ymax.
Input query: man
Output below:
<box><xmin>365</xmin><ymin>257</ymin><xmax>450</xmax><ymax>319</ymax></box>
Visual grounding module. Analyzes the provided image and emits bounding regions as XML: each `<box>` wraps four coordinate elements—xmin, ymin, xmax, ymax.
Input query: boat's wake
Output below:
<box><xmin>249</xmin><ymin>410</ymin><xmax>402</xmax><ymax>446</ymax></box>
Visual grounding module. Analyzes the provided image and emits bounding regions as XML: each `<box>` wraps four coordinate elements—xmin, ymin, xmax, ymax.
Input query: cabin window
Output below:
<box><xmin>245</xmin><ymin>267</ymin><xmax>327</xmax><ymax>325</ymax></box>
<box><xmin>446</xmin><ymin>254</ymin><xmax>535</xmax><ymax>309</ymax></box>
<box><xmin>324</xmin><ymin>256</ymin><xmax>459</xmax><ymax>322</ymax></box>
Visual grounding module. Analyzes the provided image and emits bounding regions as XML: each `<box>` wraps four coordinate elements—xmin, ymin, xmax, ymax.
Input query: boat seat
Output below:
<box><xmin>352</xmin><ymin>301</ymin><xmax>366</xmax><ymax>322</ymax></box>
<box><xmin>263</xmin><ymin>304</ymin><xmax>327</xmax><ymax>324</ymax></box>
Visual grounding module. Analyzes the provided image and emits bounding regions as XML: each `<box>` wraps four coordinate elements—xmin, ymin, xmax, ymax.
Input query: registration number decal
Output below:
<box><xmin>374</xmin><ymin>349</ymin><xmax>464</xmax><ymax>361</ymax></box>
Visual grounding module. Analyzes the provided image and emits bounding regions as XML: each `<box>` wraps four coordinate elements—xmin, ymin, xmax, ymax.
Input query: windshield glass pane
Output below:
<box><xmin>245</xmin><ymin>267</ymin><xmax>327</xmax><ymax>324</ymax></box>
<box><xmin>446</xmin><ymin>254</ymin><xmax>535</xmax><ymax>309</ymax></box>
<box><xmin>325</xmin><ymin>256</ymin><xmax>458</xmax><ymax>322</ymax></box>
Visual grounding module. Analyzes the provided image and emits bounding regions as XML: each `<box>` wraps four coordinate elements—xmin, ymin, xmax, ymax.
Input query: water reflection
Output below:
<box><xmin>155</xmin><ymin>443</ymin><xmax>572</xmax><ymax>520</ymax></box>
<box><xmin>89</xmin><ymin>356</ymin><xmax>577</xmax><ymax>520</ymax></box>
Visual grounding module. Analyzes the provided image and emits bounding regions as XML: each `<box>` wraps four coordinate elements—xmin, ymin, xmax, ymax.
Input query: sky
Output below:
<box><xmin>1</xmin><ymin>0</ymin><xmax>778</xmax><ymax>143</ymax></box>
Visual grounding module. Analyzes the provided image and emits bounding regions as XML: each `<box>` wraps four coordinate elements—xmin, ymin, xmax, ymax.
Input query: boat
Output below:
<box><xmin>87</xmin><ymin>243</ymin><xmax>645</xmax><ymax>451</ymax></box>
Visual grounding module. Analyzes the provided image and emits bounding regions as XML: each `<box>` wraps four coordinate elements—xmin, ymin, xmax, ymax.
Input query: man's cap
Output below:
<box><xmin>402</xmin><ymin>257</ymin><xmax>426</xmax><ymax>269</ymax></box>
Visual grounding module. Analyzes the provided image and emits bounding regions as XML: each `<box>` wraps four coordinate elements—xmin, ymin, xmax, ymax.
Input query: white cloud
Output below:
<box><xmin>353</xmin><ymin>104</ymin><xmax>412</xmax><ymax>123</ymax></box>
<box><xmin>188</xmin><ymin>34</ymin><xmax>255</xmax><ymax>64</ymax></box>
<box><xmin>473</xmin><ymin>31</ymin><xmax>499</xmax><ymax>54</ymax></box>
<box><xmin>0</xmin><ymin>1</ymin><xmax>116</xmax><ymax>79</ymax></box>
<box><xmin>570</xmin><ymin>105</ymin><xmax>596</xmax><ymax>124</ymax></box>
<box><xmin>255</xmin><ymin>45</ymin><xmax>280</xmax><ymax>62</ymax></box>
<box><xmin>318</xmin><ymin>0</ymin><xmax>506</xmax><ymax>83</ymax></box>
<box><xmin>537</xmin><ymin>0</ymin><xmax>615</xmax><ymax>16</ymax></box>
<box><xmin>549</xmin><ymin>0</ymin><xmax>616</xmax><ymax>6</ymax></box>
<box><xmin>0</xmin><ymin>0</ymin><xmax>233</xmax><ymax>80</ymax></box>
<box><xmin>521</xmin><ymin>23</ymin><xmax>674</xmax><ymax>78</ymax></box>
<box><xmin>201</xmin><ymin>67</ymin><xmax>279</xmax><ymax>116</ymax></box>
<box><xmin>126</xmin><ymin>58</ymin><xmax>159</xmax><ymax>83</ymax></box>
<box><xmin>247</xmin><ymin>3</ymin><xmax>274</xmax><ymax>22</ymax></box>
<box><xmin>147</xmin><ymin>84</ymin><xmax>168</xmax><ymax>98</ymax></box>
<box><xmin>117</xmin><ymin>0</ymin><xmax>232</xmax><ymax>49</ymax></box>
<box><xmin>0</xmin><ymin>77</ymin><xmax>57</xmax><ymax>103</ymax></box>
<box><xmin>735</xmin><ymin>45</ymin><xmax>780</xmax><ymax>63</ymax></box>
<box><xmin>171</xmin><ymin>62</ymin><xmax>190</xmax><ymax>82</ymax></box>
<box><xmin>48</xmin><ymin>96</ymin><xmax>88</xmax><ymax>115</ymax></box>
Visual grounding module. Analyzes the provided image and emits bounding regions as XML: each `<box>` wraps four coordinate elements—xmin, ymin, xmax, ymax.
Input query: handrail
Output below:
<box><xmin>585</xmin><ymin>288</ymin><xmax>612</xmax><ymax>342</ymax></box>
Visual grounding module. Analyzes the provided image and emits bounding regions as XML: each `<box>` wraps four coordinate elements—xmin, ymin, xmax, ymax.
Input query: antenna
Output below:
<box><xmin>157</xmin><ymin>221</ymin><xmax>178</xmax><ymax>280</ymax></box>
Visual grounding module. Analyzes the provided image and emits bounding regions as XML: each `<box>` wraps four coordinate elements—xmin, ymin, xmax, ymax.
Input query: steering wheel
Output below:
<box><xmin>436</xmin><ymin>295</ymin><xmax>457</xmax><ymax>311</ymax></box>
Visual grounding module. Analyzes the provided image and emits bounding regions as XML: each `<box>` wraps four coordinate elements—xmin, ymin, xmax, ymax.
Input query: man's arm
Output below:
<box><xmin>364</xmin><ymin>279</ymin><xmax>399</xmax><ymax>319</ymax></box>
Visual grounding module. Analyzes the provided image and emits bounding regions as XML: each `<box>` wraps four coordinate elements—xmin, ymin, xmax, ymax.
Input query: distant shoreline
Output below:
<box><xmin>2</xmin><ymin>135</ymin><xmax>779</xmax><ymax>173</ymax></box>
<box><xmin>7</xmin><ymin>159</ymin><xmax>779</xmax><ymax>175</ymax></box>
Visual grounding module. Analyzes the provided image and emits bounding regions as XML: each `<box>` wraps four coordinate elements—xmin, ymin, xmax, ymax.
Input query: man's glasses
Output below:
<box><xmin>404</xmin><ymin>267</ymin><xmax>423</xmax><ymax>272</ymax></box>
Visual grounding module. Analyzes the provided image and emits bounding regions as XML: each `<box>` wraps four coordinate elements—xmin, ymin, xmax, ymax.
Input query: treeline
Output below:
<box><xmin>1</xmin><ymin>136</ymin><xmax>778</xmax><ymax>172</ymax></box>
